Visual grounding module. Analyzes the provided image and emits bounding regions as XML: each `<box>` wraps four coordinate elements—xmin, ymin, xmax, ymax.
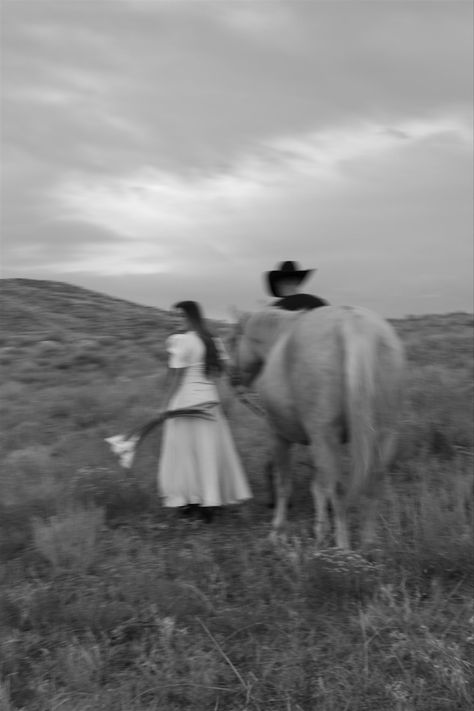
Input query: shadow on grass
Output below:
<box><xmin>70</xmin><ymin>466</ymin><xmax>161</xmax><ymax>523</ymax></box>
<box><xmin>0</xmin><ymin>499</ymin><xmax>54</xmax><ymax>561</ymax></box>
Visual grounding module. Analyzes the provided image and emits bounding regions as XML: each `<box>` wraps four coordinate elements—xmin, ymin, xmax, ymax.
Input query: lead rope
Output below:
<box><xmin>229</xmin><ymin>384</ymin><xmax>266</xmax><ymax>418</ymax></box>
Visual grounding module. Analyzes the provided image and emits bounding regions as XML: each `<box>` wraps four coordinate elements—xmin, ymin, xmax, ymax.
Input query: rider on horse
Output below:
<box><xmin>265</xmin><ymin>261</ymin><xmax>328</xmax><ymax>311</ymax></box>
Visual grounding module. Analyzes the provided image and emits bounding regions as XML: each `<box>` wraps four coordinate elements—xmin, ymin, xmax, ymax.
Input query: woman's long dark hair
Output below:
<box><xmin>174</xmin><ymin>301</ymin><xmax>223</xmax><ymax>378</ymax></box>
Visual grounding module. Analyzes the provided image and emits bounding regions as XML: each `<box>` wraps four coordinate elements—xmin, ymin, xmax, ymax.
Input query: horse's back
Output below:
<box><xmin>293</xmin><ymin>305</ymin><xmax>397</xmax><ymax>341</ymax></box>
<box><xmin>291</xmin><ymin>306</ymin><xmax>403</xmax><ymax>369</ymax></box>
<box><xmin>259</xmin><ymin>305</ymin><xmax>404</xmax><ymax>438</ymax></box>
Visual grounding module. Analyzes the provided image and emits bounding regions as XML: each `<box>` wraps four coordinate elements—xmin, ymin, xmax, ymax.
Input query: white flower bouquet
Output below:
<box><xmin>105</xmin><ymin>402</ymin><xmax>217</xmax><ymax>469</ymax></box>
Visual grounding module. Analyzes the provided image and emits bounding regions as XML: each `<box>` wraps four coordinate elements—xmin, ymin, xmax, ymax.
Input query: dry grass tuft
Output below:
<box><xmin>32</xmin><ymin>506</ymin><xmax>105</xmax><ymax>572</ymax></box>
<box><xmin>58</xmin><ymin>638</ymin><xmax>105</xmax><ymax>692</ymax></box>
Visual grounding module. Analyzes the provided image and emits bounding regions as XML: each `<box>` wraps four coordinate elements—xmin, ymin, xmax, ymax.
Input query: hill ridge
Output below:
<box><xmin>0</xmin><ymin>278</ymin><xmax>171</xmax><ymax>342</ymax></box>
<box><xmin>1</xmin><ymin>277</ymin><xmax>472</xmax><ymax>345</ymax></box>
<box><xmin>1</xmin><ymin>277</ymin><xmax>168</xmax><ymax>313</ymax></box>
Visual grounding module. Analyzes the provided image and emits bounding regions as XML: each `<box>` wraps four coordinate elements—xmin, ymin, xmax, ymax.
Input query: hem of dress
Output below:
<box><xmin>162</xmin><ymin>496</ymin><xmax>252</xmax><ymax>508</ymax></box>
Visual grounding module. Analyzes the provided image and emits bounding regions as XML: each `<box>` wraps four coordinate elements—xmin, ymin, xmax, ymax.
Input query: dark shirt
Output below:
<box><xmin>273</xmin><ymin>293</ymin><xmax>329</xmax><ymax>311</ymax></box>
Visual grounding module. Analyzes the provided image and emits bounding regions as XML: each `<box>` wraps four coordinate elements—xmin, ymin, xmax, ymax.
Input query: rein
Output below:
<box><xmin>228</xmin><ymin>320</ymin><xmax>267</xmax><ymax>418</ymax></box>
<box><xmin>233</xmin><ymin>388</ymin><xmax>266</xmax><ymax>417</ymax></box>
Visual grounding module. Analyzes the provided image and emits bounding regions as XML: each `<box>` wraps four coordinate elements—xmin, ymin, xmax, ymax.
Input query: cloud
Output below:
<box><xmin>44</xmin><ymin>112</ymin><xmax>472</xmax><ymax>274</ymax></box>
<box><xmin>5</xmin><ymin>61</ymin><xmax>144</xmax><ymax>142</ymax></box>
<box><xmin>216</xmin><ymin>3</ymin><xmax>300</xmax><ymax>49</ymax></box>
<box><xmin>268</xmin><ymin>115</ymin><xmax>472</xmax><ymax>168</ymax></box>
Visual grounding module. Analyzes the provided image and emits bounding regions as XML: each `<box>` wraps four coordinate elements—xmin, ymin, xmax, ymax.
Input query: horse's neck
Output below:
<box><xmin>253</xmin><ymin>309</ymin><xmax>298</xmax><ymax>357</ymax></box>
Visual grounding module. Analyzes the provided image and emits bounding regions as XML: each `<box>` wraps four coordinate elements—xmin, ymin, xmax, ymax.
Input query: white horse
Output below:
<box><xmin>229</xmin><ymin>306</ymin><xmax>405</xmax><ymax>549</ymax></box>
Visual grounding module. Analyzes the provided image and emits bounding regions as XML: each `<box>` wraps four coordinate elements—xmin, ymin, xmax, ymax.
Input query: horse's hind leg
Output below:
<box><xmin>311</xmin><ymin>433</ymin><xmax>349</xmax><ymax>549</ymax></box>
<box><xmin>360</xmin><ymin>430</ymin><xmax>397</xmax><ymax>548</ymax></box>
<box><xmin>265</xmin><ymin>457</ymin><xmax>275</xmax><ymax>508</ymax></box>
<box><xmin>310</xmin><ymin>477</ymin><xmax>331</xmax><ymax>547</ymax></box>
<box><xmin>266</xmin><ymin>455</ymin><xmax>293</xmax><ymax>510</ymax></box>
<box><xmin>270</xmin><ymin>436</ymin><xmax>292</xmax><ymax>536</ymax></box>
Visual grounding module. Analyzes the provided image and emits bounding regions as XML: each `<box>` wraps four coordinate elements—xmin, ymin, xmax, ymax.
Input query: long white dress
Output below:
<box><xmin>157</xmin><ymin>331</ymin><xmax>252</xmax><ymax>508</ymax></box>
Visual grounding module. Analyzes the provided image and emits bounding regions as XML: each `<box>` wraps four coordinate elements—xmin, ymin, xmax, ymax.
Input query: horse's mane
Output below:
<box><xmin>242</xmin><ymin>309</ymin><xmax>300</xmax><ymax>352</ymax></box>
<box><xmin>248</xmin><ymin>308</ymin><xmax>298</xmax><ymax>334</ymax></box>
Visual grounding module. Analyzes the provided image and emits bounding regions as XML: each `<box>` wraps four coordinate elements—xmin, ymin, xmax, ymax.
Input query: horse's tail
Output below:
<box><xmin>342</xmin><ymin>318</ymin><xmax>378</xmax><ymax>500</ymax></box>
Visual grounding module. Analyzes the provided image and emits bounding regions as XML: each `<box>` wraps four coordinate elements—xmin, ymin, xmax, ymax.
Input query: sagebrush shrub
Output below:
<box><xmin>2</xmin><ymin>445</ymin><xmax>57</xmax><ymax>506</ymax></box>
<box><xmin>58</xmin><ymin>640</ymin><xmax>104</xmax><ymax>692</ymax></box>
<box><xmin>32</xmin><ymin>506</ymin><xmax>105</xmax><ymax>571</ymax></box>
<box><xmin>0</xmin><ymin>683</ymin><xmax>14</xmax><ymax>711</ymax></box>
<box><xmin>4</xmin><ymin>445</ymin><xmax>53</xmax><ymax>476</ymax></box>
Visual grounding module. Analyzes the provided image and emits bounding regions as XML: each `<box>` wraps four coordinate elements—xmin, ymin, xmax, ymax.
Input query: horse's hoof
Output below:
<box><xmin>361</xmin><ymin>543</ymin><xmax>383</xmax><ymax>564</ymax></box>
<box><xmin>269</xmin><ymin>529</ymin><xmax>287</xmax><ymax>545</ymax></box>
<box><xmin>314</xmin><ymin>532</ymin><xmax>337</xmax><ymax>551</ymax></box>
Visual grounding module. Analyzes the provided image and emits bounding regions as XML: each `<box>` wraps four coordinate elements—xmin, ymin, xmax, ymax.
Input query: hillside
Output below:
<box><xmin>1</xmin><ymin>277</ymin><xmax>472</xmax><ymax>344</ymax></box>
<box><xmin>0</xmin><ymin>278</ymin><xmax>173</xmax><ymax>343</ymax></box>
<box><xmin>0</xmin><ymin>278</ymin><xmax>237</xmax><ymax>395</ymax></box>
<box><xmin>1</xmin><ymin>277</ymin><xmax>472</xmax><ymax>380</ymax></box>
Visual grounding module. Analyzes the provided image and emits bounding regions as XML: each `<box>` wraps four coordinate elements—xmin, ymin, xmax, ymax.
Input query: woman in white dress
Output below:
<box><xmin>158</xmin><ymin>301</ymin><xmax>252</xmax><ymax>522</ymax></box>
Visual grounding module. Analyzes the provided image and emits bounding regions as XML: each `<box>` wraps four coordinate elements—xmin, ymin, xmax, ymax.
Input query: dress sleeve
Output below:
<box><xmin>166</xmin><ymin>334</ymin><xmax>191</xmax><ymax>368</ymax></box>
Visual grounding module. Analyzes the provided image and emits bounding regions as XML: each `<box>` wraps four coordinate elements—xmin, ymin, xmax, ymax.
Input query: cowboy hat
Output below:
<box><xmin>266</xmin><ymin>261</ymin><xmax>316</xmax><ymax>297</ymax></box>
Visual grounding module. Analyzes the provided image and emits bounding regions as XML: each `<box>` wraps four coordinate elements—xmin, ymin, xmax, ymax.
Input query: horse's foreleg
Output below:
<box><xmin>270</xmin><ymin>437</ymin><xmax>292</xmax><ymax>535</ymax></box>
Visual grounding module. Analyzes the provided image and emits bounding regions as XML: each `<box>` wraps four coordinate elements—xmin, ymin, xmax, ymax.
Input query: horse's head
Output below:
<box><xmin>227</xmin><ymin>312</ymin><xmax>264</xmax><ymax>388</ymax></box>
<box><xmin>227</xmin><ymin>307</ymin><xmax>296</xmax><ymax>388</ymax></box>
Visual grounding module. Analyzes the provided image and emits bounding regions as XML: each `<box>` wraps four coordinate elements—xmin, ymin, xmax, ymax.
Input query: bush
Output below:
<box><xmin>0</xmin><ymin>381</ymin><xmax>27</xmax><ymax>400</ymax></box>
<box><xmin>57</xmin><ymin>639</ymin><xmax>104</xmax><ymax>692</ymax></box>
<box><xmin>32</xmin><ymin>506</ymin><xmax>105</xmax><ymax>572</ymax></box>
<box><xmin>2</xmin><ymin>446</ymin><xmax>57</xmax><ymax>506</ymax></box>
<box><xmin>71</xmin><ymin>466</ymin><xmax>158</xmax><ymax>521</ymax></box>
<box><xmin>0</xmin><ymin>346</ymin><xmax>17</xmax><ymax>365</ymax></box>
<box><xmin>0</xmin><ymin>683</ymin><xmax>14</xmax><ymax>711</ymax></box>
<box><xmin>398</xmin><ymin>365</ymin><xmax>474</xmax><ymax>463</ymax></box>
<box><xmin>33</xmin><ymin>340</ymin><xmax>63</xmax><ymax>358</ymax></box>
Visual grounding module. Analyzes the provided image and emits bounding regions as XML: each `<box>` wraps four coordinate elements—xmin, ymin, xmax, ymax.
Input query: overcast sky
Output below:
<box><xmin>1</xmin><ymin>0</ymin><xmax>473</xmax><ymax>318</ymax></box>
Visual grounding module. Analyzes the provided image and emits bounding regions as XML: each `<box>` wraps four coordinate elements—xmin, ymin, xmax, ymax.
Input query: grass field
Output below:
<box><xmin>1</xmin><ymin>279</ymin><xmax>473</xmax><ymax>711</ymax></box>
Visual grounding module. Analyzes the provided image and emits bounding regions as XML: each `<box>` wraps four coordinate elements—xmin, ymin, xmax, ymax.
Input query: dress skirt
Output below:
<box><xmin>158</xmin><ymin>406</ymin><xmax>252</xmax><ymax>508</ymax></box>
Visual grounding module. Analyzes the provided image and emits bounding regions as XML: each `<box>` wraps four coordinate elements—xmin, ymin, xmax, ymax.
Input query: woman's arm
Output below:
<box><xmin>160</xmin><ymin>367</ymin><xmax>186</xmax><ymax>411</ymax></box>
<box><xmin>214</xmin><ymin>368</ymin><xmax>234</xmax><ymax>417</ymax></box>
